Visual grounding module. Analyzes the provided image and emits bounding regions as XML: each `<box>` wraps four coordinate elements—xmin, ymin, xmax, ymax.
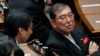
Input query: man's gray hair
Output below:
<box><xmin>49</xmin><ymin>3</ymin><xmax>70</xmax><ymax>19</ymax></box>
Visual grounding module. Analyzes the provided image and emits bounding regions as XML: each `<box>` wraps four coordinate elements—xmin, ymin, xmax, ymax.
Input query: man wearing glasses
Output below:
<box><xmin>45</xmin><ymin>3</ymin><xmax>99</xmax><ymax>56</ymax></box>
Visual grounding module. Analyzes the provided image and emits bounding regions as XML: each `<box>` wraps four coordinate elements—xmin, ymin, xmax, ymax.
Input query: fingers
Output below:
<box><xmin>89</xmin><ymin>41</ymin><xmax>99</xmax><ymax>50</ymax></box>
<box><xmin>96</xmin><ymin>45</ymin><xmax>99</xmax><ymax>51</ymax></box>
<box><xmin>89</xmin><ymin>41</ymin><xmax>99</xmax><ymax>55</ymax></box>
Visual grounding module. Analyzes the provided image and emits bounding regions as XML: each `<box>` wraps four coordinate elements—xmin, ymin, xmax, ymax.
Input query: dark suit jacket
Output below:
<box><xmin>8</xmin><ymin>37</ymin><xmax>24</xmax><ymax>56</ymax></box>
<box><xmin>8</xmin><ymin>0</ymin><xmax>52</xmax><ymax>43</ymax></box>
<box><xmin>91</xmin><ymin>50</ymin><xmax>100</xmax><ymax>56</ymax></box>
<box><xmin>45</xmin><ymin>27</ymin><xmax>91</xmax><ymax>56</ymax></box>
<box><xmin>0</xmin><ymin>35</ymin><xmax>24</xmax><ymax>56</ymax></box>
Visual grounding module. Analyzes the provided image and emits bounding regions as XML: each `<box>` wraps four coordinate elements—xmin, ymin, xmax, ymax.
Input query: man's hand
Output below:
<box><xmin>89</xmin><ymin>41</ymin><xmax>99</xmax><ymax>55</ymax></box>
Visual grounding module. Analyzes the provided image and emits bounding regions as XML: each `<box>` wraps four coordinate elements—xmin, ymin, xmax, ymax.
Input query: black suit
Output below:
<box><xmin>91</xmin><ymin>50</ymin><xmax>100</xmax><ymax>56</ymax></box>
<box><xmin>1</xmin><ymin>35</ymin><xmax>24</xmax><ymax>56</ymax></box>
<box><xmin>8</xmin><ymin>37</ymin><xmax>24</xmax><ymax>56</ymax></box>
<box><xmin>45</xmin><ymin>27</ymin><xmax>90</xmax><ymax>56</ymax></box>
<box><xmin>8</xmin><ymin>0</ymin><xmax>52</xmax><ymax>43</ymax></box>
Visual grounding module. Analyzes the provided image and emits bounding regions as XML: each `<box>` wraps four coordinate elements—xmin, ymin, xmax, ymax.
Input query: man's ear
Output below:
<box><xmin>50</xmin><ymin>19</ymin><xmax>56</xmax><ymax>28</ymax></box>
<box><xmin>18</xmin><ymin>27</ymin><xmax>23</xmax><ymax>34</ymax></box>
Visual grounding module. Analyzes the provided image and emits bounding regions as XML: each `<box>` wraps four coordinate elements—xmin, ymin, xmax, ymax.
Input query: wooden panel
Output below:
<box><xmin>0</xmin><ymin>0</ymin><xmax>8</xmax><ymax>31</ymax></box>
<box><xmin>19</xmin><ymin>44</ymin><xmax>42</xmax><ymax>56</ymax></box>
<box><xmin>78</xmin><ymin>0</ymin><xmax>100</xmax><ymax>14</ymax></box>
<box><xmin>0</xmin><ymin>14</ymin><xmax>4</xmax><ymax>23</ymax></box>
<box><xmin>74</xmin><ymin>0</ymin><xmax>100</xmax><ymax>34</ymax></box>
<box><xmin>85</xmin><ymin>14</ymin><xmax>100</xmax><ymax>32</ymax></box>
<box><xmin>0</xmin><ymin>14</ymin><xmax>4</xmax><ymax>31</ymax></box>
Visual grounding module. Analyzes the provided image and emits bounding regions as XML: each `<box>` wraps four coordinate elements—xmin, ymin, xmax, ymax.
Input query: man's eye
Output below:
<box><xmin>68</xmin><ymin>14</ymin><xmax>73</xmax><ymax>17</ymax></box>
<box><xmin>68</xmin><ymin>13</ymin><xmax>74</xmax><ymax>18</ymax></box>
<box><xmin>60</xmin><ymin>15</ymin><xmax>66</xmax><ymax>19</ymax></box>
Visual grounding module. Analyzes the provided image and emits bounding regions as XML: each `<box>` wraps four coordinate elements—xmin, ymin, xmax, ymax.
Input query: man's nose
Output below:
<box><xmin>66</xmin><ymin>16</ymin><xmax>71</xmax><ymax>22</ymax></box>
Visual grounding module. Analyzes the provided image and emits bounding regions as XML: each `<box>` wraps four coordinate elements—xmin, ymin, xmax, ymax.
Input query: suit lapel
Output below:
<box><xmin>52</xmin><ymin>30</ymin><xmax>86</xmax><ymax>56</ymax></box>
<box><xmin>61</xmin><ymin>36</ymin><xmax>84</xmax><ymax>56</ymax></box>
<box><xmin>71</xmin><ymin>31</ymin><xmax>88</xmax><ymax>55</ymax></box>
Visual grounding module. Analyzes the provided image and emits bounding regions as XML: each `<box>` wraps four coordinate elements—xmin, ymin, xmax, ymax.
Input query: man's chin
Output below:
<box><xmin>68</xmin><ymin>28</ymin><xmax>74</xmax><ymax>32</ymax></box>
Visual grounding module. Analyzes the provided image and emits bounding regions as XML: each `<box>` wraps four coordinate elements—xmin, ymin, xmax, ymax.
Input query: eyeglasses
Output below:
<box><xmin>57</xmin><ymin>12</ymin><xmax>74</xmax><ymax>20</ymax></box>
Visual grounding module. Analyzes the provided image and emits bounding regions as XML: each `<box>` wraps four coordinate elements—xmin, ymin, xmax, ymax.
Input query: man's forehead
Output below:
<box><xmin>55</xmin><ymin>7</ymin><xmax>71</xmax><ymax>15</ymax></box>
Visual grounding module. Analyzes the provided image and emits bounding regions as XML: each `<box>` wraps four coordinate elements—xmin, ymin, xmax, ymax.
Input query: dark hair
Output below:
<box><xmin>49</xmin><ymin>3</ymin><xmax>70</xmax><ymax>19</ymax></box>
<box><xmin>0</xmin><ymin>40</ymin><xmax>14</xmax><ymax>56</ymax></box>
<box><xmin>4</xmin><ymin>9</ymin><xmax>32</xmax><ymax>38</ymax></box>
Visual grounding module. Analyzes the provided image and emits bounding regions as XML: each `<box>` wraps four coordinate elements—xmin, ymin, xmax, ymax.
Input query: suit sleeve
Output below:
<box><xmin>46</xmin><ymin>42</ymin><xmax>70</xmax><ymax>56</ymax></box>
<box><xmin>50</xmin><ymin>47</ymin><xmax>69</xmax><ymax>56</ymax></box>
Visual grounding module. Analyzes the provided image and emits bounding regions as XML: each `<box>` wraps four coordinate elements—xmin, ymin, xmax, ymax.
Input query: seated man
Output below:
<box><xmin>7</xmin><ymin>0</ymin><xmax>52</xmax><ymax>43</ymax></box>
<box><xmin>4</xmin><ymin>9</ymin><xmax>33</xmax><ymax>56</ymax></box>
<box><xmin>45</xmin><ymin>3</ymin><xmax>99</xmax><ymax>56</ymax></box>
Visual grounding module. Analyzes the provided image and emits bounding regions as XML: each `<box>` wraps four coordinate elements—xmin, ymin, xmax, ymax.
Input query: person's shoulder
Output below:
<box><xmin>72</xmin><ymin>26</ymin><xmax>87</xmax><ymax>35</ymax></box>
<box><xmin>74</xmin><ymin>26</ymin><xmax>83</xmax><ymax>30</ymax></box>
<box><xmin>46</xmin><ymin>30</ymin><xmax>64</xmax><ymax>47</ymax></box>
<box><xmin>0</xmin><ymin>35</ymin><xmax>9</xmax><ymax>41</ymax></box>
<box><xmin>73</xmin><ymin>26</ymin><xmax>84</xmax><ymax>32</ymax></box>
<box><xmin>48</xmin><ymin>30</ymin><xmax>59</xmax><ymax>40</ymax></box>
